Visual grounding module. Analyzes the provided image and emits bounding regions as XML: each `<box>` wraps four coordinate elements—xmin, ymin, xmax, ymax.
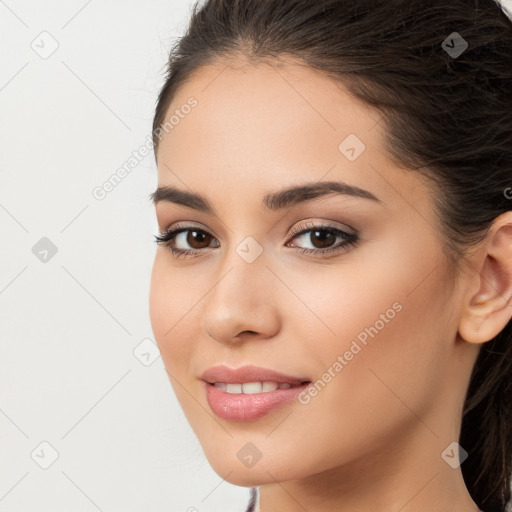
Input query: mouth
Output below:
<box><xmin>200</xmin><ymin>364</ymin><xmax>310</xmax><ymax>387</ymax></box>
<box><xmin>203</xmin><ymin>381</ymin><xmax>311</xmax><ymax>423</ymax></box>
<box><xmin>200</xmin><ymin>364</ymin><xmax>312</xmax><ymax>421</ymax></box>
<box><xmin>206</xmin><ymin>381</ymin><xmax>311</xmax><ymax>394</ymax></box>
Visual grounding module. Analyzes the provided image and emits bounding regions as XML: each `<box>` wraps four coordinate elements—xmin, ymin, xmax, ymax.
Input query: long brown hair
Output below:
<box><xmin>151</xmin><ymin>1</ymin><xmax>512</xmax><ymax>510</ymax></box>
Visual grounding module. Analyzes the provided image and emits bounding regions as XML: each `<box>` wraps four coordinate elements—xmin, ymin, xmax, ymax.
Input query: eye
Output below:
<box><xmin>153</xmin><ymin>224</ymin><xmax>220</xmax><ymax>259</ymax></box>
<box><xmin>153</xmin><ymin>221</ymin><xmax>359</xmax><ymax>259</ymax></box>
<box><xmin>286</xmin><ymin>223</ymin><xmax>359</xmax><ymax>257</ymax></box>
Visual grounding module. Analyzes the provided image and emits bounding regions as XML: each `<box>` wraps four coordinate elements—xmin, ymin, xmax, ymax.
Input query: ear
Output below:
<box><xmin>458</xmin><ymin>211</ymin><xmax>512</xmax><ymax>344</ymax></box>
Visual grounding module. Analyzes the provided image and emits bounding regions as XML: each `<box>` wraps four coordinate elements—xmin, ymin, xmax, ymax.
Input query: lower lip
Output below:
<box><xmin>204</xmin><ymin>381</ymin><xmax>311</xmax><ymax>422</ymax></box>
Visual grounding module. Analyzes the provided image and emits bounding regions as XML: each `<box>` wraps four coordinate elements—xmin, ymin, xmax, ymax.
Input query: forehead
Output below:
<box><xmin>158</xmin><ymin>59</ymin><xmax>379</xmax><ymax>168</ymax></box>
<box><xmin>154</xmin><ymin>57</ymin><xmax>432</xmax><ymax>218</ymax></box>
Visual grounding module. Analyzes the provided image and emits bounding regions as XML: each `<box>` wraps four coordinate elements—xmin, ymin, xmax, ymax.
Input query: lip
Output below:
<box><xmin>201</xmin><ymin>365</ymin><xmax>311</xmax><ymax>422</ymax></box>
<box><xmin>200</xmin><ymin>364</ymin><xmax>310</xmax><ymax>385</ymax></box>
<box><xmin>204</xmin><ymin>382</ymin><xmax>311</xmax><ymax>422</ymax></box>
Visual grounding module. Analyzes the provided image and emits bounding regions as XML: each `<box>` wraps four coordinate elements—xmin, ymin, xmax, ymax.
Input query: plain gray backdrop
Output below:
<box><xmin>1</xmin><ymin>1</ymin><xmax>511</xmax><ymax>511</ymax></box>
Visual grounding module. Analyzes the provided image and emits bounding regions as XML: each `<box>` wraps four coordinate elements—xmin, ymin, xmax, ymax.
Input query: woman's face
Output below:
<box><xmin>149</xmin><ymin>58</ymin><xmax>477</xmax><ymax>486</ymax></box>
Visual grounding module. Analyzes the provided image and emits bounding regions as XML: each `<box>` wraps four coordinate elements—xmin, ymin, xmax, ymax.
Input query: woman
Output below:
<box><xmin>148</xmin><ymin>1</ymin><xmax>512</xmax><ymax>511</ymax></box>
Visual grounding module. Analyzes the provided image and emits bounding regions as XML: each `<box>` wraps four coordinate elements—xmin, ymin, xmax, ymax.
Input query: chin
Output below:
<box><xmin>202</xmin><ymin>443</ymin><xmax>311</xmax><ymax>486</ymax></box>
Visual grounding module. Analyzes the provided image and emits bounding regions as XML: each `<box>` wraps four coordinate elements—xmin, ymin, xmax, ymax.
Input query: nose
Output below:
<box><xmin>201</xmin><ymin>244</ymin><xmax>281</xmax><ymax>345</ymax></box>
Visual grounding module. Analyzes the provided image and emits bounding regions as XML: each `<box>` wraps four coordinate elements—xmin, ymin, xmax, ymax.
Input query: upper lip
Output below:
<box><xmin>200</xmin><ymin>365</ymin><xmax>310</xmax><ymax>385</ymax></box>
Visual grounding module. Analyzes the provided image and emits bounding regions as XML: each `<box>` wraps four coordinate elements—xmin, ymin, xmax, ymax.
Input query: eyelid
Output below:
<box><xmin>286</xmin><ymin>219</ymin><xmax>357</xmax><ymax>239</ymax></box>
<box><xmin>164</xmin><ymin>220</ymin><xmax>218</xmax><ymax>238</ymax></box>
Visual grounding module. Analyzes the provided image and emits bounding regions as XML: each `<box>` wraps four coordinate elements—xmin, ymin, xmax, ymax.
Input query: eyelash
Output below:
<box><xmin>154</xmin><ymin>222</ymin><xmax>359</xmax><ymax>260</ymax></box>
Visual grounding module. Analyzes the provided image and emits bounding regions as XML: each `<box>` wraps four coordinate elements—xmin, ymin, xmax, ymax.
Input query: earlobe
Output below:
<box><xmin>458</xmin><ymin>213</ymin><xmax>512</xmax><ymax>345</ymax></box>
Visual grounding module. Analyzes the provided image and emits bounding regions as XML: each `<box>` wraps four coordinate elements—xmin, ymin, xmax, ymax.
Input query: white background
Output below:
<box><xmin>1</xmin><ymin>1</ymin><xmax>511</xmax><ymax>511</ymax></box>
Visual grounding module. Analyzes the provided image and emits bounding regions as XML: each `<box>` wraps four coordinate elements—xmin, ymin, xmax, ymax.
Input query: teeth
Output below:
<box><xmin>262</xmin><ymin>382</ymin><xmax>279</xmax><ymax>392</ymax></box>
<box><xmin>226</xmin><ymin>383</ymin><xmax>242</xmax><ymax>394</ymax></box>
<box><xmin>242</xmin><ymin>382</ymin><xmax>262</xmax><ymax>394</ymax></box>
<box><xmin>213</xmin><ymin>381</ymin><xmax>300</xmax><ymax>394</ymax></box>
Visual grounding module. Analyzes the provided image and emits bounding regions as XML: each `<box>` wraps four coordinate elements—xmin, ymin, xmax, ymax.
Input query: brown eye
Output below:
<box><xmin>153</xmin><ymin>226</ymin><xmax>220</xmax><ymax>258</ymax></box>
<box><xmin>186</xmin><ymin>229</ymin><xmax>214</xmax><ymax>249</ymax></box>
<box><xmin>287</xmin><ymin>224</ymin><xmax>359</xmax><ymax>257</ymax></box>
<box><xmin>308</xmin><ymin>229</ymin><xmax>336</xmax><ymax>249</ymax></box>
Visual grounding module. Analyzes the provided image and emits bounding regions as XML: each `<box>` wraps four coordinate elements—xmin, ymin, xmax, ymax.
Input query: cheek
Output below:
<box><xmin>285</xmin><ymin>243</ymin><xmax>452</xmax><ymax>420</ymax></box>
<box><xmin>149</xmin><ymin>253</ymin><xmax>197</xmax><ymax>373</ymax></box>
<box><xmin>297</xmin><ymin>258</ymin><xmax>451</xmax><ymax>439</ymax></box>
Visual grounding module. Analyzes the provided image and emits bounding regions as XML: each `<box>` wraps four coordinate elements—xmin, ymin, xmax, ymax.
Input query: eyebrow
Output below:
<box><xmin>149</xmin><ymin>180</ymin><xmax>383</xmax><ymax>213</ymax></box>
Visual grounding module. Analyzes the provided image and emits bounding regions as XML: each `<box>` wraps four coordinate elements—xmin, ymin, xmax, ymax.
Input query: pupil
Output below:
<box><xmin>188</xmin><ymin>230</ymin><xmax>210</xmax><ymax>248</ymax></box>
<box><xmin>312</xmin><ymin>230</ymin><xmax>334</xmax><ymax>248</ymax></box>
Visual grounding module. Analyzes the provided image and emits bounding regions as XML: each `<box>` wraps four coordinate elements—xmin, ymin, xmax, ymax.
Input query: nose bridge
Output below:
<box><xmin>201</xmin><ymin>238</ymin><xmax>280</xmax><ymax>341</ymax></box>
<box><xmin>214</xmin><ymin>232</ymin><xmax>270</xmax><ymax>298</ymax></box>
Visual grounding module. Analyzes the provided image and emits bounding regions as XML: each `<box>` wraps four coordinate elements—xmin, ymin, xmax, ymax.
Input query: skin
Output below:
<box><xmin>149</xmin><ymin>56</ymin><xmax>512</xmax><ymax>512</ymax></box>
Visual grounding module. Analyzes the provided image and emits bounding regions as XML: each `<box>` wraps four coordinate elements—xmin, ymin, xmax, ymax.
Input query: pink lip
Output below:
<box><xmin>200</xmin><ymin>364</ymin><xmax>309</xmax><ymax>385</ymax></box>
<box><xmin>201</xmin><ymin>365</ymin><xmax>311</xmax><ymax>422</ymax></box>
